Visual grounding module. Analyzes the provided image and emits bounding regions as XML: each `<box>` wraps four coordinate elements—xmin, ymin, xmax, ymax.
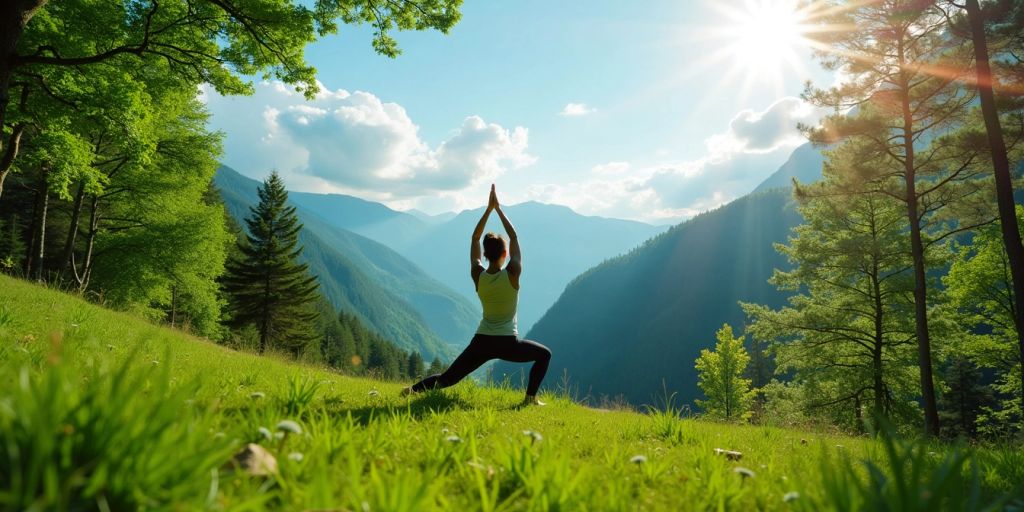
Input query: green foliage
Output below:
<box><xmin>695</xmin><ymin>324</ymin><xmax>756</xmax><ymax>422</ymax></box>
<box><xmin>744</xmin><ymin>177</ymin><xmax>921</xmax><ymax>431</ymax></box>
<box><xmin>945</xmin><ymin>206</ymin><xmax>1024</xmax><ymax>433</ymax></box>
<box><xmin>223</xmin><ymin>171</ymin><xmax>319</xmax><ymax>354</ymax></box>
<box><xmin>1</xmin><ymin>276</ymin><xmax>1022</xmax><ymax>510</ymax></box>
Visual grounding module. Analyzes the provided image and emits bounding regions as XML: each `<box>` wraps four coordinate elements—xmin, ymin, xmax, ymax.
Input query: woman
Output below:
<box><xmin>403</xmin><ymin>184</ymin><xmax>552</xmax><ymax>406</ymax></box>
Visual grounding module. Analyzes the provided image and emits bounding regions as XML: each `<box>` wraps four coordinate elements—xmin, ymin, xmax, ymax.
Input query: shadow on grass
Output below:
<box><xmin>342</xmin><ymin>391</ymin><xmax>472</xmax><ymax>426</ymax></box>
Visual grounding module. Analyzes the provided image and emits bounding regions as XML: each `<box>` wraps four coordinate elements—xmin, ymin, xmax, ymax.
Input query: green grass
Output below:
<box><xmin>0</xmin><ymin>275</ymin><xmax>1021</xmax><ymax>511</ymax></box>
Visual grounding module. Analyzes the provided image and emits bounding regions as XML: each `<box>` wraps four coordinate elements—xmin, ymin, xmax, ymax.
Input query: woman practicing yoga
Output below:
<box><xmin>403</xmin><ymin>184</ymin><xmax>552</xmax><ymax>406</ymax></box>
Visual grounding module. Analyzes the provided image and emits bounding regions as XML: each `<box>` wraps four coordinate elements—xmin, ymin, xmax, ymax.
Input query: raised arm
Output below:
<box><xmin>495</xmin><ymin>203</ymin><xmax>521</xmax><ymax>275</ymax></box>
<box><xmin>470</xmin><ymin>187</ymin><xmax>496</xmax><ymax>278</ymax></box>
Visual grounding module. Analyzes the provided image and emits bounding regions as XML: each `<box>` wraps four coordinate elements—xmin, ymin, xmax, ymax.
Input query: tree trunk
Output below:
<box><xmin>0</xmin><ymin>0</ymin><xmax>48</xmax><ymax>202</ymax></box>
<box><xmin>965</xmin><ymin>0</ymin><xmax>1024</xmax><ymax>423</ymax></box>
<box><xmin>75</xmin><ymin>193</ymin><xmax>100</xmax><ymax>291</ymax></box>
<box><xmin>34</xmin><ymin>181</ymin><xmax>47</xmax><ymax>281</ymax></box>
<box><xmin>898</xmin><ymin>37</ymin><xmax>940</xmax><ymax>437</ymax></box>
<box><xmin>60</xmin><ymin>180</ymin><xmax>86</xmax><ymax>277</ymax></box>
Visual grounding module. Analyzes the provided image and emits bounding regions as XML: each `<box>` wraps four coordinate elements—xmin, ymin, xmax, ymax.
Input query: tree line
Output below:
<box><xmin>695</xmin><ymin>0</ymin><xmax>1024</xmax><ymax>439</ymax></box>
<box><xmin>0</xmin><ymin>0</ymin><xmax>461</xmax><ymax>380</ymax></box>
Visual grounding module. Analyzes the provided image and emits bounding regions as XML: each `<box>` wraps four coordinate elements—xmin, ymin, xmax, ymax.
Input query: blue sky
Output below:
<box><xmin>204</xmin><ymin>0</ymin><xmax>837</xmax><ymax>223</ymax></box>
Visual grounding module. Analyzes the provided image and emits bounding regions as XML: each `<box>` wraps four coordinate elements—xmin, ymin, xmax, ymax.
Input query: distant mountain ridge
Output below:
<box><xmin>215</xmin><ymin>166</ymin><xmax>480</xmax><ymax>360</ymax></box>
<box><xmin>275</xmin><ymin>187</ymin><xmax>667</xmax><ymax>334</ymax></box>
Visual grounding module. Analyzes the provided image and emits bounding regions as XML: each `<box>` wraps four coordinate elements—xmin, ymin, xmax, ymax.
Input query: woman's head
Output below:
<box><xmin>482</xmin><ymin>232</ymin><xmax>506</xmax><ymax>262</ymax></box>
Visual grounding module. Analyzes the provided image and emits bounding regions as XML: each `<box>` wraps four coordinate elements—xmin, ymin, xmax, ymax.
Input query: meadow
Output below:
<box><xmin>1</xmin><ymin>275</ymin><xmax>1021</xmax><ymax>511</ymax></box>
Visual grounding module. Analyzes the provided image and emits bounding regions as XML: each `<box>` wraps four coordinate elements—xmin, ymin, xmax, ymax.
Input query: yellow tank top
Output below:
<box><xmin>476</xmin><ymin>268</ymin><xmax>518</xmax><ymax>336</ymax></box>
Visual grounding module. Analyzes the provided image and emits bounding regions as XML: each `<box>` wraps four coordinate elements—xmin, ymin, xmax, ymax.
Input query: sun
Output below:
<box><xmin>725</xmin><ymin>1</ymin><xmax>808</xmax><ymax>73</ymax></box>
<box><xmin>702</xmin><ymin>0</ymin><xmax>815</xmax><ymax>96</ymax></box>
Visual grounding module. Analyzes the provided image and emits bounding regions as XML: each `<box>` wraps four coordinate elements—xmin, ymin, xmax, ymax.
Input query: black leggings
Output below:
<box><xmin>412</xmin><ymin>334</ymin><xmax>552</xmax><ymax>396</ymax></box>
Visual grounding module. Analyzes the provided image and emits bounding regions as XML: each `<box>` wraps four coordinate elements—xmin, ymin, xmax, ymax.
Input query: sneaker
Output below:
<box><xmin>401</xmin><ymin>386</ymin><xmax>414</xmax><ymax>397</ymax></box>
<box><xmin>522</xmin><ymin>396</ymin><xmax>546</xmax><ymax>407</ymax></box>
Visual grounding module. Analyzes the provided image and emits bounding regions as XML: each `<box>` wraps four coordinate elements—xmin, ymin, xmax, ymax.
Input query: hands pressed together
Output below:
<box><xmin>488</xmin><ymin>184</ymin><xmax>500</xmax><ymax>211</ymax></box>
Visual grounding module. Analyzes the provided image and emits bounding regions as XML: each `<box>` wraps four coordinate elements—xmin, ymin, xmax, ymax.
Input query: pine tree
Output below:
<box><xmin>223</xmin><ymin>172</ymin><xmax>319</xmax><ymax>354</ymax></box>
<box><xmin>407</xmin><ymin>351</ymin><xmax>425</xmax><ymax>379</ymax></box>
<box><xmin>938</xmin><ymin>357</ymin><xmax>994</xmax><ymax>439</ymax></box>
<box><xmin>428</xmin><ymin>357</ymin><xmax>446</xmax><ymax>375</ymax></box>
<box><xmin>695</xmin><ymin>324</ymin><xmax>756</xmax><ymax>422</ymax></box>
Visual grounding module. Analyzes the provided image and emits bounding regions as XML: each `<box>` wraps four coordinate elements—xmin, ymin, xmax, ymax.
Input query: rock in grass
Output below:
<box><xmin>230</xmin><ymin>443</ymin><xmax>278</xmax><ymax>476</ymax></box>
<box><xmin>714</xmin><ymin>448</ymin><xmax>743</xmax><ymax>461</ymax></box>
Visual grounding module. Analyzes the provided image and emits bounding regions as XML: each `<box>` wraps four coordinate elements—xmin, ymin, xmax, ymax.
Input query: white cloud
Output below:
<box><xmin>203</xmin><ymin>81</ymin><xmax>534</xmax><ymax>200</ymax></box>
<box><xmin>559</xmin><ymin>102</ymin><xmax>596</xmax><ymax>117</ymax></box>
<box><xmin>705</xmin><ymin>97</ymin><xmax>827</xmax><ymax>155</ymax></box>
<box><xmin>521</xmin><ymin>98</ymin><xmax>823</xmax><ymax>223</ymax></box>
<box><xmin>590</xmin><ymin>161</ymin><xmax>630</xmax><ymax>175</ymax></box>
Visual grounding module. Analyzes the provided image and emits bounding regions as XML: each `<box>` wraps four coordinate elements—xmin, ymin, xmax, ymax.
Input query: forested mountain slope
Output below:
<box><xmin>215</xmin><ymin>166</ymin><xmax>479</xmax><ymax>360</ymax></box>
<box><xmin>512</xmin><ymin>189</ymin><xmax>802</xmax><ymax>405</ymax></box>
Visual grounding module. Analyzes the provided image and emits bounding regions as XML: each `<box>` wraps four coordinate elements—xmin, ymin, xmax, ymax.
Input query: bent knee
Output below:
<box><xmin>537</xmin><ymin>345</ymin><xmax>552</xmax><ymax>361</ymax></box>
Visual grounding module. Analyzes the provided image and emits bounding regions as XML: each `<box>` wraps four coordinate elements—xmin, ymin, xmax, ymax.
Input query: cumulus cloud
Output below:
<box><xmin>204</xmin><ymin>81</ymin><xmax>534</xmax><ymax>199</ymax></box>
<box><xmin>559</xmin><ymin>102</ymin><xmax>596</xmax><ymax>117</ymax></box>
<box><xmin>705</xmin><ymin>97</ymin><xmax>827</xmax><ymax>155</ymax></box>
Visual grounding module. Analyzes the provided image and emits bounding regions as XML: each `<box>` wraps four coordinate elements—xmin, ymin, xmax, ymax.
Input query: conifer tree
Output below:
<box><xmin>407</xmin><ymin>351</ymin><xmax>425</xmax><ymax>379</ymax></box>
<box><xmin>695</xmin><ymin>324</ymin><xmax>756</xmax><ymax>422</ymax></box>
<box><xmin>223</xmin><ymin>171</ymin><xmax>319</xmax><ymax>354</ymax></box>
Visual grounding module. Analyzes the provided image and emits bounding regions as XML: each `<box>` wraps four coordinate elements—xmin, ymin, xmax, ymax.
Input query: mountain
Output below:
<box><xmin>504</xmin><ymin>143</ymin><xmax>828</xmax><ymax>406</ymax></box>
<box><xmin>752</xmin><ymin>143</ymin><xmax>826</xmax><ymax>193</ymax></box>
<box><xmin>215</xmin><ymin>166</ymin><xmax>479</xmax><ymax>360</ymax></box>
<box><xmin>271</xmin><ymin>191</ymin><xmax>666</xmax><ymax>334</ymax></box>
<box><xmin>512</xmin><ymin>189</ymin><xmax>802</xmax><ymax>406</ymax></box>
<box><xmin>387</xmin><ymin>202</ymin><xmax>667</xmax><ymax>333</ymax></box>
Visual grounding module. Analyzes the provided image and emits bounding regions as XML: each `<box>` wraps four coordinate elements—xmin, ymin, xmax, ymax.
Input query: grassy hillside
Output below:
<box><xmin>215</xmin><ymin>166</ymin><xmax>479</xmax><ymax>360</ymax></box>
<box><xmin>517</xmin><ymin>189</ymin><xmax>802</xmax><ymax>406</ymax></box>
<box><xmin>1</xmin><ymin>276</ymin><xmax>1021</xmax><ymax>510</ymax></box>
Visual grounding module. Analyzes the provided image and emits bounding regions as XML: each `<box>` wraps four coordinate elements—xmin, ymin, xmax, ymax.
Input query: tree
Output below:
<box><xmin>222</xmin><ymin>171</ymin><xmax>319</xmax><ymax>354</ymax></box>
<box><xmin>744</xmin><ymin>170</ymin><xmax>920</xmax><ymax>430</ymax></box>
<box><xmin>938</xmin><ymin>356</ymin><xmax>995</xmax><ymax>439</ymax></box>
<box><xmin>428</xmin><ymin>357</ymin><xmax>445</xmax><ymax>375</ymax></box>
<box><xmin>945</xmin><ymin>205</ymin><xmax>1024</xmax><ymax>431</ymax></box>
<box><xmin>803</xmin><ymin>0</ymin><xmax>995</xmax><ymax>436</ymax></box>
<box><xmin>407</xmin><ymin>351</ymin><xmax>425</xmax><ymax>380</ymax></box>
<box><xmin>694</xmin><ymin>324</ymin><xmax>756</xmax><ymax>422</ymax></box>
<box><xmin>0</xmin><ymin>0</ymin><xmax>463</xmax><ymax>199</ymax></box>
<box><xmin>944</xmin><ymin>0</ymin><xmax>1024</xmax><ymax>425</ymax></box>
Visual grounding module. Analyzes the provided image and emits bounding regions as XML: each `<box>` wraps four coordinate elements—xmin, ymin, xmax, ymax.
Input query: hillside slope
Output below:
<box><xmin>3</xmin><ymin>276</ymin><xmax>1018</xmax><ymax>510</ymax></box>
<box><xmin>515</xmin><ymin>189</ymin><xmax>802</xmax><ymax>405</ymax></box>
<box><xmin>215</xmin><ymin>166</ymin><xmax>479</xmax><ymax>360</ymax></box>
